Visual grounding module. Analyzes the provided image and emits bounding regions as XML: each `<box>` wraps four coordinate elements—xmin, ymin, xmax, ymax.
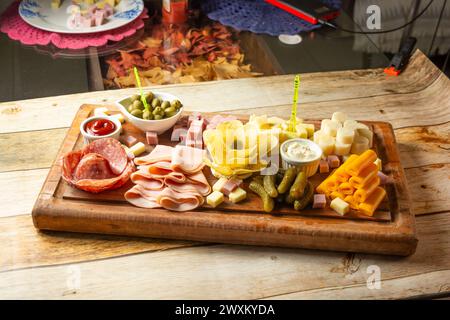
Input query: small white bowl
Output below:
<box><xmin>80</xmin><ymin>115</ymin><xmax>122</xmax><ymax>145</ymax></box>
<box><xmin>115</xmin><ymin>91</ymin><xmax>183</xmax><ymax>134</ymax></box>
<box><xmin>280</xmin><ymin>138</ymin><xmax>322</xmax><ymax>177</ymax></box>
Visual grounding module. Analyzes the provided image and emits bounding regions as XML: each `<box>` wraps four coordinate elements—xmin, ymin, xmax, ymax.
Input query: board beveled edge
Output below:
<box><xmin>31</xmin><ymin>104</ymin><xmax>418</xmax><ymax>256</ymax></box>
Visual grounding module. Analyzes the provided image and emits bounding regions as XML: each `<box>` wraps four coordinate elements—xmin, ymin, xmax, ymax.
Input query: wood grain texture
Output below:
<box><xmin>0</xmin><ymin>211</ymin><xmax>448</xmax><ymax>299</ymax></box>
<box><xmin>0</xmin><ymin>129</ymin><xmax>67</xmax><ymax>172</ymax></box>
<box><xmin>264</xmin><ymin>270</ymin><xmax>450</xmax><ymax>300</ymax></box>
<box><xmin>0</xmin><ymin>215</ymin><xmax>200</xmax><ymax>273</ymax></box>
<box><xmin>32</xmin><ymin>105</ymin><xmax>415</xmax><ymax>256</ymax></box>
<box><xmin>0</xmin><ymin>169</ymin><xmax>48</xmax><ymax>217</ymax></box>
<box><xmin>0</xmin><ymin>50</ymin><xmax>449</xmax><ymax>299</ymax></box>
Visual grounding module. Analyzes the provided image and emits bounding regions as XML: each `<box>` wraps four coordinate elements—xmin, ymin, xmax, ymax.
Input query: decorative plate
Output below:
<box><xmin>19</xmin><ymin>0</ymin><xmax>144</xmax><ymax>34</ymax></box>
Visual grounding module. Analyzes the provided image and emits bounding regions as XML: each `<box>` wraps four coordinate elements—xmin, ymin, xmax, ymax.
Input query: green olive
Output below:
<box><xmin>164</xmin><ymin>106</ymin><xmax>176</xmax><ymax>114</ymax></box>
<box><xmin>127</xmin><ymin>105</ymin><xmax>134</xmax><ymax>113</ymax></box>
<box><xmin>151</xmin><ymin>98</ymin><xmax>161</xmax><ymax>108</ymax></box>
<box><xmin>144</xmin><ymin>92</ymin><xmax>154</xmax><ymax>103</ymax></box>
<box><xmin>132</xmin><ymin>100</ymin><xmax>144</xmax><ymax>110</ymax></box>
<box><xmin>161</xmin><ymin>101</ymin><xmax>171</xmax><ymax>109</ymax></box>
<box><xmin>164</xmin><ymin>111</ymin><xmax>177</xmax><ymax>118</ymax></box>
<box><xmin>171</xmin><ymin>100</ymin><xmax>182</xmax><ymax>109</ymax></box>
<box><xmin>153</xmin><ymin>106</ymin><xmax>163</xmax><ymax>115</ymax></box>
<box><xmin>130</xmin><ymin>94</ymin><xmax>140</xmax><ymax>102</ymax></box>
<box><xmin>130</xmin><ymin>109</ymin><xmax>143</xmax><ymax>118</ymax></box>
<box><xmin>154</xmin><ymin>114</ymin><xmax>163</xmax><ymax>120</ymax></box>
<box><xmin>143</xmin><ymin>110</ymin><xmax>152</xmax><ymax>120</ymax></box>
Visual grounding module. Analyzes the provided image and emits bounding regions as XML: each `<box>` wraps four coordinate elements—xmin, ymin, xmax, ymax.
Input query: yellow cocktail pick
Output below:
<box><xmin>289</xmin><ymin>74</ymin><xmax>300</xmax><ymax>132</ymax></box>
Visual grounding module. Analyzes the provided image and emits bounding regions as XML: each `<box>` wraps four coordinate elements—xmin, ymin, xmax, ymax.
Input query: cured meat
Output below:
<box><xmin>73</xmin><ymin>160</ymin><xmax>134</xmax><ymax>193</ymax></box>
<box><xmin>124</xmin><ymin>185</ymin><xmax>162</xmax><ymax>208</ymax></box>
<box><xmin>134</xmin><ymin>145</ymin><xmax>173</xmax><ymax>166</ymax></box>
<box><xmin>157</xmin><ymin>187</ymin><xmax>204</xmax><ymax>212</ymax></box>
<box><xmin>61</xmin><ymin>138</ymin><xmax>135</xmax><ymax>193</ymax></box>
<box><xmin>83</xmin><ymin>138</ymin><xmax>128</xmax><ymax>175</ymax></box>
<box><xmin>130</xmin><ymin>171</ymin><xmax>165</xmax><ymax>191</ymax></box>
<box><xmin>165</xmin><ymin>171</ymin><xmax>211</xmax><ymax>196</ymax></box>
<box><xmin>73</xmin><ymin>153</ymin><xmax>116</xmax><ymax>181</ymax></box>
<box><xmin>171</xmin><ymin>145</ymin><xmax>205</xmax><ymax>174</ymax></box>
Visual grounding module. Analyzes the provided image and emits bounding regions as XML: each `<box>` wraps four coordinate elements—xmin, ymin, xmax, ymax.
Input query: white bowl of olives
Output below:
<box><xmin>115</xmin><ymin>91</ymin><xmax>183</xmax><ymax>134</ymax></box>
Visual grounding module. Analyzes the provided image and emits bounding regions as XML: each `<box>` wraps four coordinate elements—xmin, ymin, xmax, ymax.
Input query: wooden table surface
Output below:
<box><xmin>0</xmin><ymin>50</ymin><xmax>449</xmax><ymax>299</ymax></box>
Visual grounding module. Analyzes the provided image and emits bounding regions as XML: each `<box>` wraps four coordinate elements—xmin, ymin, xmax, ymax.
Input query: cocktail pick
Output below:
<box><xmin>133</xmin><ymin>67</ymin><xmax>149</xmax><ymax>111</ymax></box>
<box><xmin>289</xmin><ymin>74</ymin><xmax>300</xmax><ymax>132</ymax></box>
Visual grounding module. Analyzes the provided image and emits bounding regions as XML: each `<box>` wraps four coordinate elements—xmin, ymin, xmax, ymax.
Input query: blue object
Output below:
<box><xmin>201</xmin><ymin>0</ymin><xmax>341</xmax><ymax>36</ymax></box>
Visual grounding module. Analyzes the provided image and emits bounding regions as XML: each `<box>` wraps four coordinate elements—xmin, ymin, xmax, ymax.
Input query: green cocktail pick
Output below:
<box><xmin>133</xmin><ymin>66</ymin><xmax>149</xmax><ymax>112</ymax></box>
<box><xmin>289</xmin><ymin>74</ymin><xmax>300</xmax><ymax>132</ymax></box>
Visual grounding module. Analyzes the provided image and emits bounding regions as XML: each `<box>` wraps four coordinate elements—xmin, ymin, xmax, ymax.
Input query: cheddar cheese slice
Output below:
<box><xmin>345</xmin><ymin>149</ymin><xmax>377</xmax><ymax>176</ymax></box>
<box><xmin>353</xmin><ymin>176</ymin><xmax>380</xmax><ymax>203</ymax></box>
<box><xmin>359</xmin><ymin>187</ymin><xmax>386</xmax><ymax>216</ymax></box>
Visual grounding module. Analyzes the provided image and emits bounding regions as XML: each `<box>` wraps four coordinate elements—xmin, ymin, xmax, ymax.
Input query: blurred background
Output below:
<box><xmin>0</xmin><ymin>0</ymin><xmax>448</xmax><ymax>102</ymax></box>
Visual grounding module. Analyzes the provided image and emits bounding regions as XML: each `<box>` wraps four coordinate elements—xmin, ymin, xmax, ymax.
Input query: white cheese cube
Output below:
<box><xmin>94</xmin><ymin>107</ymin><xmax>109</xmax><ymax>116</ymax></box>
<box><xmin>318</xmin><ymin>136</ymin><xmax>335</xmax><ymax>156</ymax></box>
<box><xmin>110</xmin><ymin>113</ymin><xmax>125</xmax><ymax>123</ymax></box>
<box><xmin>343</xmin><ymin>120</ymin><xmax>358</xmax><ymax>130</ymax></box>
<box><xmin>212</xmin><ymin>177</ymin><xmax>228</xmax><ymax>192</ymax></box>
<box><xmin>297</xmin><ymin>123</ymin><xmax>315</xmax><ymax>138</ymax></box>
<box><xmin>351</xmin><ymin>136</ymin><xmax>369</xmax><ymax>155</ymax></box>
<box><xmin>334</xmin><ymin>140</ymin><xmax>352</xmax><ymax>156</ymax></box>
<box><xmin>330</xmin><ymin>197</ymin><xmax>350</xmax><ymax>216</ymax></box>
<box><xmin>374</xmin><ymin>158</ymin><xmax>382</xmax><ymax>171</ymax></box>
<box><xmin>207</xmin><ymin>191</ymin><xmax>224</xmax><ymax>208</ymax></box>
<box><xmin>129</xmin><ymin>142</ymin><xmax>146</xmax><ymax>157</ymax></box>
<box><xmin>229</xmin><ymin>187</ymin><xmax>247</xmax><ymax>203</ymax></box>
<box><xmin>336</xmin><ymin>127</ymin><xmax>355</xmax><ymax>144</ymax></box>
<box><xmin>331</xmin><ymin>112</ymin><xmax>347</xmax><ymax>124</ymax></box>
<box><xmin>356</xmin><ymin>126</ymin><xmax>373</xmax><ymax>148</ymax></box>
<box><xmin>322</xmin><ymin>120</ymin><xmax>341</xmax><ymax>137</ymax></box>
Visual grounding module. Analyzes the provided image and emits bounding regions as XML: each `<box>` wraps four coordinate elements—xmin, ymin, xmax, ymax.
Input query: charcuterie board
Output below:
<box><xmin>32</xmin><ymin>104</ymin><xmax>417</xmax><ymax>256</ymax></box>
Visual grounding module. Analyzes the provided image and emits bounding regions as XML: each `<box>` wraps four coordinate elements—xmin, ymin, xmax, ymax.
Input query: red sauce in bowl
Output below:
<box><xmin>85</xmin><ymin>119</ymin><xmax>116</xmax><ymax>136</ymax></box>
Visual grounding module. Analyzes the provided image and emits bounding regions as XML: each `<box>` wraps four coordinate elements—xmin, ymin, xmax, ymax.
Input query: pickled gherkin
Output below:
<box><xmin>249</xmin><ymin>181</ymin><xmax>275</xmax><ymax>212</ymax></box>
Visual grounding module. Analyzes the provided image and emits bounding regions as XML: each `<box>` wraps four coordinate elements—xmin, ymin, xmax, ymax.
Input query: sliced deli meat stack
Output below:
<box><xmin>157</xmin><ymin>188</ymin><xmax>205</xmax><ymax>212</ymax></box>
<box><xmin>124</xmin><ymin>185</ymin><xmax>162</xmax><ymax>209</ymax></box>
<box><xmin>134</xmin><ymin>145</ymin><xmax>173</xmax><ymax>166</ymax></box>
<box><xmin>171</xmin><ymin>145</ymin><xmax>206</xmax><ymax>174</ymax></box>
<box><xmin>126</xmin><ymin>144</ymin><xmax>211</xmax><ymax>211</ymax></box>
<box><xmin>61</xmin><ymin>138</ymin><xmax>134</xmax><ymax>193</ymax></box>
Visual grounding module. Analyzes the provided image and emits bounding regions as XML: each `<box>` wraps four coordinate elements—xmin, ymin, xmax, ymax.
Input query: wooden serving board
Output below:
<box><xmin>32</xmin><ymin>104</ymin><xmax>418</xmax><ymax>256</ymax></box>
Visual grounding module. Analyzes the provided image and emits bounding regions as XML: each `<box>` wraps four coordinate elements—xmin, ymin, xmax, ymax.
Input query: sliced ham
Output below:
<box><xmin>130</xmin><ymin>171</ymin><xmax>165</xmax><ymax>190</ymax></box>
<box><xmin>157</xmin><ymin>187</ymin><xmax>204</xmax><ymax>212</ymax></box>
<box><xmin>124</xmin><ymin>185</ymin><xmax>161</xmax><ymax>208</ymax></box>
<box><xmin>134</xmin><ymin>145</ymin><xmax>173</xmax><ymax>166</ymax></box>
<box><xmin>171</xmin><ymin>145</ymin><xmax>205</xmax><ymax>174</ymax></box>
<box><xmin>83</xmin><ymin>138</ymin><xmax>128</xmax><ymax>175</ymax></box>
<box><xmin>165</xmin><ymin>171</ymin><xmax>211</xmax><ymax>196</ymax></box>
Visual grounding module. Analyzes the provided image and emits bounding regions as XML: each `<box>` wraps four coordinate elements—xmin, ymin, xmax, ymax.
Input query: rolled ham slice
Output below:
<box><xmin>171</xmin><ymin>145</ymin><xmax>205</xmax><ymax>174</ymax></box>
<box><xmin>124</xmin><ymin>185</ymin><xmax>161</xmax><ymax>208</ymax></box>
<box><xmin>165</xmin><ymin>171</ymin><xmax>211</xmax><ymax>196</ymax></box>
<box><xmin>134</xmin><ymin>145</ymin><xmax>173</xmax><ymax>166</ymax></box>
<box><xmin>157</xmin><ymin>188</ymin><xmax>204</xmax><ymax>212</ymax></box>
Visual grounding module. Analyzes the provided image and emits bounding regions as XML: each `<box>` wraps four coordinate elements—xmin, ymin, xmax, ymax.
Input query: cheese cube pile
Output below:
<box><xmin>316</xmin><ymin>149</ymin><xmax>386</xmax><ymax>216</ymax></box>
<box><xmin>313</xmin><ymin>112</ymin><xmax>373</xmax><ymax>156</ymax></box>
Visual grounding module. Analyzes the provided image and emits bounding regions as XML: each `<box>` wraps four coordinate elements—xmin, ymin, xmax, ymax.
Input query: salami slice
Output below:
<box><xmin>73</xmin><ymin>153</ymin><xmax>116</xmax><ymax>181</ymax></box>
<box><xmin>62</xmin><ymin>150</ymin><xmax>83</xmax><ymax>184</ymax></box>
<box><xmin>75</xmin><ymin>160</ymin><xmax>134</xmax><ymax>193</ymax></box>
<box><xmin>83</xmin><ymin>138</ymin><xmax>127</xmax><ymax>175</ymax></box>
